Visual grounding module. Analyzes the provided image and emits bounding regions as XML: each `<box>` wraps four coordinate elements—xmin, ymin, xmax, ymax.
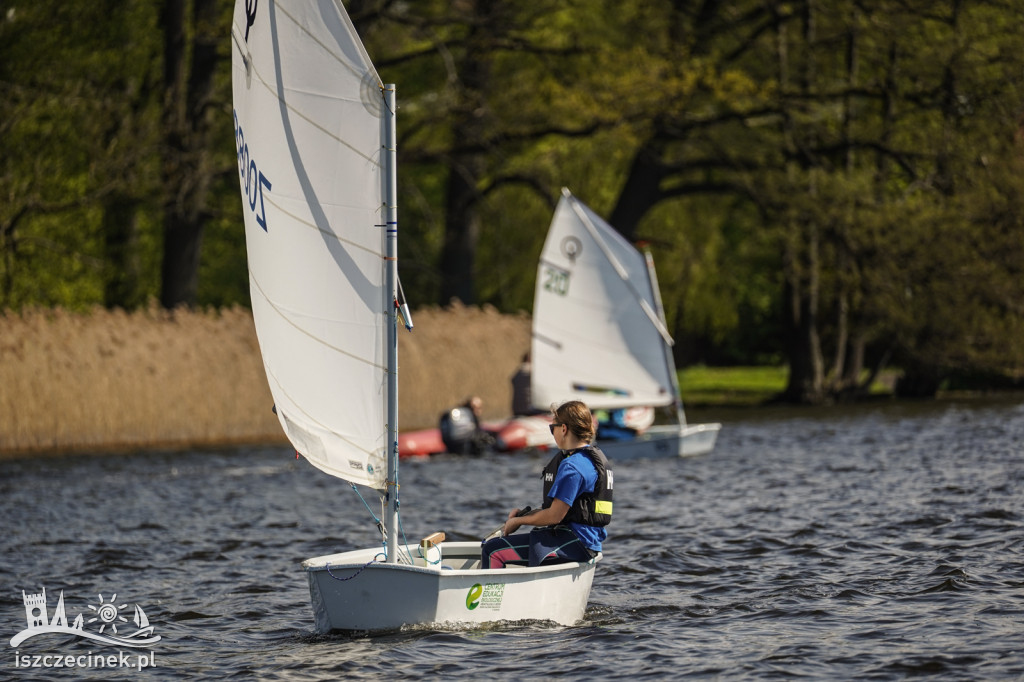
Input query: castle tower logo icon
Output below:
<box><xmin>11</xmin><ymin>587</ymin><xmax>161</xmax><ymax>649</ymax></box>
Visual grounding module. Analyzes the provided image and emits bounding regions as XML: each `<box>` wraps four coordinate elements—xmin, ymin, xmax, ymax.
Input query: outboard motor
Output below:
<box><xmin>439</xmin><ymin>405</ymin><xmax>487</xmax><ymax>455</ymax></box>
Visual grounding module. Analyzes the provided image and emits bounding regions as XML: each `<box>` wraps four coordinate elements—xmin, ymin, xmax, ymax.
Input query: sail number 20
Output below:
<box><xmin>233</xmin><ymin>109</ymin><xmax>273</xmax><ymax>231</ymax></box>
<box><xmin>543</xmin><ymin>265</ymin><xmax>571</xmax><ymax>296</ymax></box>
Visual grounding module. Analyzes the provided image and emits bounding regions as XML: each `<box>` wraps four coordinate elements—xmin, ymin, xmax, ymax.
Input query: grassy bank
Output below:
<box><xmin>680</xmin><ymin>365</ymin><xmax>899</xmax><ymax>406</ymax></box>
<box><xmin>680</xmin><ymin>366</ymin><xmax>790</xmax><ymax>406</ymax></box>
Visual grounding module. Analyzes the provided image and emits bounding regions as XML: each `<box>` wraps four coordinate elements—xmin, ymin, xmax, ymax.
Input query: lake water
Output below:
<box><xmin>2</xmin><ymin>397</ymin><xmax>1023</xmax><ymax>680</ymax></box>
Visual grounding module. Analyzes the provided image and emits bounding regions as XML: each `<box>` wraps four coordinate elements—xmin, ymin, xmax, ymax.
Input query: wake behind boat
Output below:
<box><xmin>531</xmin><ymin>190</ymin><xmax>722</xmax><ymax>460</ymax></box>
<box><xmin>230</xmin><ymin>0</ymin><xmax>599</xmax><ymax>632</ymax></box>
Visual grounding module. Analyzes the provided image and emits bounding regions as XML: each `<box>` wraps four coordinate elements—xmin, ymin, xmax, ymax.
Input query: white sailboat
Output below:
<box><xmin>531</xmin><ymin>189</ymin><xmax>721</xmax><ymax>460</ymax></box>
<box><xmin>230</xmin><ymin>1</ymin><xmax>599</xmax><ymax>633</ymax></box>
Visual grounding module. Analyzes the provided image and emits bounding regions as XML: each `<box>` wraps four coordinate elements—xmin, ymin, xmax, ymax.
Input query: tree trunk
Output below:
<box><xmin>609</xmin><ymin>140</ymin><xmax>668</xmax><ymax>242</ymax></box>
<box><xmin>440</xmin><ymin>154</ymin><xmax>484</xmax><ymax>304</ymax></box>
<box><xmin>781</xmin><ymin>225</ymin><xmax>825</xmax><ymax>403</ymax></box>
<box><xmin>159</xmin><ymin>0</ymin><xmax>219</xmax><ymax>309</ymax></box>
<box><xmin>436</xmin><ymin>0</ymin><xmax>511</xmax><ymax>306</ymax></box>
<box><xmin>103</xmin><ymin>194</ymin><xmax>142</xmax><ymax>310</ymax></box>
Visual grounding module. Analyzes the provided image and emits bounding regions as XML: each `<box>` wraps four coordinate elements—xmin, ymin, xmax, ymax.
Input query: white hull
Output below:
<box><xmin>303</xmin><ymin>541</ymin><xmax>600</xmax><ymax>633</ymax></box>
<box><xmin>598</xmin><ymin>422</ymin><xmax>721</xmax><ymax>460</ymax></box>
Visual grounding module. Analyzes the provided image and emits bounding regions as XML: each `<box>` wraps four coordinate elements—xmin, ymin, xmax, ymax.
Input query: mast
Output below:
<box><xmin>383</xmin><ymin>84</ymin><xmax>399</xmax><ymax>563</ymax></box>
<box><xmin>643</xmin><ymin>250</ymin><xmax>687</xmax><ymax>427</ymax></box>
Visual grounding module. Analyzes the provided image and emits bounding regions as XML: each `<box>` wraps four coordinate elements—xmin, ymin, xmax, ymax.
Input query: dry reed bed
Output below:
<box><xmin>0</xmin><ymin>304</ymin><xmax>529</xmax><ymax>457</ymax></box>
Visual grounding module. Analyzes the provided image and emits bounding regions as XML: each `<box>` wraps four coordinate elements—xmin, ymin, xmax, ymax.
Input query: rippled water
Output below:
<box><xmin>2</xmin><ymin>397</ymin><xmax>1023</xmax><ymax>680</ymax></box>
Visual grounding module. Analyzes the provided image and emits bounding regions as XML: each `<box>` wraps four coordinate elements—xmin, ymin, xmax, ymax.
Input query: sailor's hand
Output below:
<box><xmin>503</xmin><ymin>509</ymin><xmax>522</xmax><ymax>536</ymax></box>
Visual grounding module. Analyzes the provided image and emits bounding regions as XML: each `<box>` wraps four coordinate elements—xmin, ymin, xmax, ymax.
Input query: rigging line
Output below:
<box><xmin>395</xmin><ymin>508</ymin><xmax>416</xmax><ymax>565</ymax></box>
<box><xmin>376</xmin><ymin>495</ymin><xmax>414</xmax><ymax>565</ymax></box>
<box><xmin>390</xmin><ymin>440</ymin><xmax>415</xmax><ymax>564</ymax></box>
<box><xmin>381</xmin><ymin>84</ymin><xmax>396</xmax><ymax>117</ymax></box>
<box><xmin>565</xmin><ymin>196</ymin><xmax>675</xmax><ymax>347</ymax></box>
<box><xmin>350</xmin><ymin>482</ymin><xmax>383</xmax><ymax>526</ymax></box>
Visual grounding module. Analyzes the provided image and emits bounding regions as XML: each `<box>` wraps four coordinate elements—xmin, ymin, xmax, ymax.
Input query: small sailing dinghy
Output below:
<box><xmin>531</xmin><ymin>190</ymin><xmax>722</xmax><ymax>460</ymax></box>
<box><xmin>231</xmin><ymin>0</ymin><xmax>599</xmax><ymax>632</ymax></box>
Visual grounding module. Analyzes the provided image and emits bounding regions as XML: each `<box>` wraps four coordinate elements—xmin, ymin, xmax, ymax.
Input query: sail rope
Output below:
<box><xmin>350</xmin><ymin>483</ymin><xmax>383</xmax><ymax>533</ymax></box>
<box><xmin>348</xmin><ymin>483</ymin><xmax>415</xmax><ymax>565</ymax></box>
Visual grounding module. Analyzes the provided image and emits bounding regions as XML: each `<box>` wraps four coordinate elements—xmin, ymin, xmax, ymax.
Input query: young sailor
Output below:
<box><xmin>481</xmin><ymin>400</ymin><xmax>612</xmax><ymax>568</ymax></box>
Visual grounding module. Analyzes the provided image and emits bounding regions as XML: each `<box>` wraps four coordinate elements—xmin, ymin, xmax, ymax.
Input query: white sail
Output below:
<box><xmin>531</xmin><ymin>189</ymin><xmax>678</xmax><ymax>411</ymax></box>
<box><xmin>231</xmin><ymin>0</ymin><xmax>389</xmax><ymax>489</ymax></box>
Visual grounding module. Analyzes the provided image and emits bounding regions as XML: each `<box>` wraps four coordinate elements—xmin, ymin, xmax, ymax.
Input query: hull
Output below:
<box><xmin>303</xmin><ymin>541</ymin><xmax>599</xmax><ymax>633</ymax></box>
<box><xmin>598</xmin><ymin>422</ymin><xmax>722</xmax><ymax>460</ymax></box>
<box><xmin>398</xmin><ymin>428</ymin><xmax>446</xmax><ymax>458</ymax></box>
<box><xmin>398</xmin><ymin>417</ymin><xmax>556</xmax><ymax>457</ymax></box>
<box><xmin>492</xmin><ymin>415</ymin><xmax>555</xmax><ymax>451</ymax></box>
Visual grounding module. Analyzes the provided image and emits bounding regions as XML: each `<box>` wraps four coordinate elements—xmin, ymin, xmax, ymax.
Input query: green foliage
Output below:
<box><xmin>0</xmin><ymin>0</ymin><xmax>163</xmax><ymax>310</ymax></box>
<box><xmin>2</xmin><ymin>0</ymin><xmax>1023</xmax><ymax>393</ymax></box>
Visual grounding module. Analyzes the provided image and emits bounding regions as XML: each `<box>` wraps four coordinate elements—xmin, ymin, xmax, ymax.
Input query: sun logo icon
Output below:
<box><xmin>87</xmin><ymin>593</ymin><xmax>129</xmax><ymax>634</ymax></box>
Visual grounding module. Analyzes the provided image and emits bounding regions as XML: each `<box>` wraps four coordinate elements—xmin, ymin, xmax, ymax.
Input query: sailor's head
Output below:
<box><xmin>551</xmin><ymin>400</ymin><xmax>594</xmax><ymax>443</ymax></box>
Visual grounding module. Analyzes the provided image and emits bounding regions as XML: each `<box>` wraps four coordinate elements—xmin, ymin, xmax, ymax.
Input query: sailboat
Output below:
<box><xmin>230</xmin><ymin>0</ymin><xmax>599</xmax><ymax>632</ymax></box>
<box><xmin>530</xmin><ymin>189</ymin><xmax>721</xmax><ymax>460</ymax></box>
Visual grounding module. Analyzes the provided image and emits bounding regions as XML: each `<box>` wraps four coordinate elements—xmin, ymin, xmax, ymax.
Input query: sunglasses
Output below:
<box><xmin>548</xmin><ymin>423</ymin><xmax>564</xmax><ymax>435</ymax></box>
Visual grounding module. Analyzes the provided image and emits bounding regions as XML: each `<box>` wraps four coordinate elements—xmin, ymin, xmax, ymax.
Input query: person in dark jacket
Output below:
<box><xmin>439</xmin><ymin>395</ymin><xmax>492</xmax><ymax>455</ymax></box>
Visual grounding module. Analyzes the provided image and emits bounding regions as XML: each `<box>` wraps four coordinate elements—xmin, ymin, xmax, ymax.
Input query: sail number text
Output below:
<box><xmin>234</xmin><ymin>110</ymin><xmax>273</xmax><ymax>231</ymax></box>
<box><xmin>543</xmin><ymin>265</ymin><xmax>571</xmax><ymax>296</ymax></box>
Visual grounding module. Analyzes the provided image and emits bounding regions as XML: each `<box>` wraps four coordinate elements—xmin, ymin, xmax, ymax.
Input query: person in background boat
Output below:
<box><xmin>594</xmin><ymin>405</ymin><xmax>655</xmax><ymax>441</ymax></box>
<box><xmin>481</xmin><ymin>400</ymin><xmax>612</xmax><ymax>568</ymax></box>
<box><xmin>439</xmin><ymin>395</ymin><xmax>493</xmax><ymax>455</ymax></box>
<box><xmin>510</xmin><ymin>352</ymin><xmax>546</xmax><ymax>417</ymax></box>
<box><xmin>594</xmin><ymin>408</ymin><xmax>638</xmax><ymax>441</ymax></box>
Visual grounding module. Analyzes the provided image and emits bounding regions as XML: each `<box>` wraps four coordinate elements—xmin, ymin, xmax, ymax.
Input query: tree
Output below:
<box><xmin>159</xmin><ymin>0</ymin><xmax>229</xmax><ymax>309</ymax></box>
<box><xmin>587</xmin><ymin>0</ymin><xmax>1024</xmax><ymax>401</ymax></box>
<box><xmin>0</xmin><ymin>0</ymin><xmax>163</xmax><ymax>309</ymax></box>
<box><xmin>358</xmin><ymin>0</ymin><xmax>611</xmax><ymax>306</ymax></box>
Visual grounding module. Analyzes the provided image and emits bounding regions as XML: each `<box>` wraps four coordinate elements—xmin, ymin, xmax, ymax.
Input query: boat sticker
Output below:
<box><xmin>465</xmin><ymin>584</ymin><xmax>482</xmax><ymax>610</ymax></box>
<box><xmin>542</xmin><ymin>264</ymin><xmax>571</xmax><ymax>297</ymax></box>
<box><xmin>465</xmin><ymin>583</ymin><xmax>505</xmax><ymax>612</ymax></box>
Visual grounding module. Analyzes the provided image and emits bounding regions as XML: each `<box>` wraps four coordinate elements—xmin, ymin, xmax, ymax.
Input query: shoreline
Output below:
<box><xmin>0</xmin><ymin>303</ymin><xmax>530</xmax><ymax>458</ymax></box>
<box><xmin>6</xmin><ymin>305</ymin><xmax>1020</xmax><ymax>460</ymax></box>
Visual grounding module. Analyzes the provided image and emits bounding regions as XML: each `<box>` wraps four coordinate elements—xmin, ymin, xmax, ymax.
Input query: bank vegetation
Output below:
<box><xmin>0</xmin><ymin>304</ymin><xmax>532</xmax><ymax>456</ymax></box>
<box><xmin>3</xmin><ymin>1</ymin><xmax>1024</xmax><ymax>406</ymax></box>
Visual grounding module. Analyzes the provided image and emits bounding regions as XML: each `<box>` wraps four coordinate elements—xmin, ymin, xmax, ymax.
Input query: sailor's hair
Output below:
<box><xmin>552</xmin><ymin>400</ymin><xmax>594</xmax><ymax>443</ymax></box>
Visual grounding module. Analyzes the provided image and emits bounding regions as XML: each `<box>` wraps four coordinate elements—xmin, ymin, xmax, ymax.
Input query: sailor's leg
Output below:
<box><xmin>480</xmin><ymin>533</ymin><xmax>530</xmax><ymax>569</ymax></box>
